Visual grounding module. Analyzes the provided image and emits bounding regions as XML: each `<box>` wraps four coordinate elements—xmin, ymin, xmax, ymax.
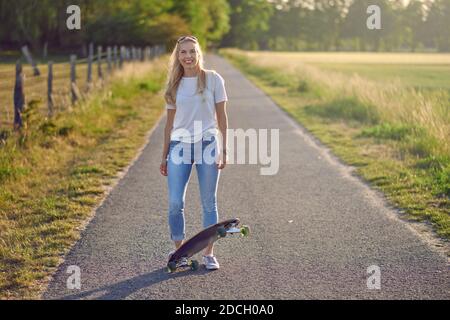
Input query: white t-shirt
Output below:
<box><xmin>165</xmin><ymin>70</ymin><xmax>228</xmax><ymax>143</ymax></box>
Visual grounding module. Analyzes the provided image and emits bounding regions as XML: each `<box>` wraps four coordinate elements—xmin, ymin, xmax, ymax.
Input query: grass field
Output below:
<box><xmin>0</xmin><ymin>57</ymin><xmax>167</xmax><ymax>298</ymax></box>
<box><xmin>220</xmin><ymin>49</ymin><xmax>450</xmax><ymax>241</ymax></box>
<box><xmin>239</xmin><ymin>52</ymin><xmax>450</xmax><ymax>90</ymax></box>
<box><xmin>310</xmin><ymin>63</ymin><xmax>450</xmax><ymax>91</ymax></box>
<box><xmin>242</xmin><ymin>51</ymin><xmax>450</xmax><ymax>90</ymax></box>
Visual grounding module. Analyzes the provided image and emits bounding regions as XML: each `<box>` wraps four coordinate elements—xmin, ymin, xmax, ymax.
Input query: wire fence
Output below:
<box><xmin>0</xmin><ymin>43</ymin><xmax>166</xmax><ymax>132</ymax></box>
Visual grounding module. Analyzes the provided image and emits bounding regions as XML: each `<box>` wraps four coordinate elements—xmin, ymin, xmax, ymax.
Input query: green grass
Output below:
<box><xmin>235</xmin><ymin>51</ymin><xmax>450</xmax><ymax>90</ymax></box>
<box><xmin>0</xmin><ymin>58</ymin><xmax>168</xmax><ymax>299</ymax></box>
<box><xmin>220</xmin><ymin>49</ymin><xmax>449</xmax><ymax>241</ymax></box>
<box><xmin>304</xmin><ymin>98</ymin><xmax>380</xmax><ymax>125</ymax></box>
<box><xmin>310</xmin><ymin>63</ymin><xmax>450</xmax><ymax>91</ymax></box>
<box><xmin>359</xmin><ymin>123</ymin><xmax>418</xmax><ymax>141</ymax></box>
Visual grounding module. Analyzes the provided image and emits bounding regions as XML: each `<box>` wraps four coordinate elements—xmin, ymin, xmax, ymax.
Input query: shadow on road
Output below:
<box><xmin>58</xmin><ymin>267</ymin><xmax>211</xmax><ymax>300</ymax></box>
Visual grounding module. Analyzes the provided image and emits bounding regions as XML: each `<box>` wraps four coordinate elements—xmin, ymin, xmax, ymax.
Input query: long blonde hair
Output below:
<box><xmin>164</xmin><ymin>36</ymin><xmax>209</xmax><ymax>106</ymax></box>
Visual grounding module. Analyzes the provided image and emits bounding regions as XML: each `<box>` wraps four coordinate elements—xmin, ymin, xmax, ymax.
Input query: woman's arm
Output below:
<box><xmin>215</xmin><ymin>101</ymin><xmax>228</xmax><ymax>169</ymax></box>
<box><xmin>160</xmin><ymin>109</ymin><xmax>176</xmax><ymax>176</ymax></box>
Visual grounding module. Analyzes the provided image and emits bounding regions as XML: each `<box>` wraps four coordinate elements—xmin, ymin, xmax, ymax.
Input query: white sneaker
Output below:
<box><xmin>168</xmin><ymin>250</ymin><xmax>188</xmax><ymax>267</ymax></box>
<box><xmin>202</xmin><ymin>255</ymin><xmax>220</xmax><ymax>270</ymax></box>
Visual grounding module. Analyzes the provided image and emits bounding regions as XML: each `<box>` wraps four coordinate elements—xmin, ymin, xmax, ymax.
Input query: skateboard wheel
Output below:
<box><xmin>190</xmin><ymin>260</ymin><xmax>199</xmax><ymax>271</ymax></box>
<box><xmin>241</xmin><ymin>225</ymin><xmax>250</xmax><ymax>237</ymax></box>
<box><xmin>167</xmin><ymin>261</ymin><xmax>177</xmax><ymax>273</ymax></box>
<box><xmin>217</xmin><ymin>226</ymin><xmax>227</xmax><ymax>238</ymax></box>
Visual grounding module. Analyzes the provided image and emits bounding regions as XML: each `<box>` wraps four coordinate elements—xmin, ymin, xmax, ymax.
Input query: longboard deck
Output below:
<box><xmin>167</xmin><ymin>218</ymin><xmax>240</xmax><ymax>271</ymax></box>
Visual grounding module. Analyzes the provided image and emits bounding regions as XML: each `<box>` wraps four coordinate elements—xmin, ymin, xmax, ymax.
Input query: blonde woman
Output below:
<box><xmin>160</xmin><ymin>35</ymin><xmax>228</xmax><ymax>270</ymax></box>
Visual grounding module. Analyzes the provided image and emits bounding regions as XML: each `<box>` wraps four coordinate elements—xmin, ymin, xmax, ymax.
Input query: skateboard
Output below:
<box><xmin>166</xmin><ymin>218</ymin><xmax>250</xmax><ymax>273</ymax></box>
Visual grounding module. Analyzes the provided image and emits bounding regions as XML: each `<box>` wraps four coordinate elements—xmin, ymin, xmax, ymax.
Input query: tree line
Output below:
<box><xmin>0</xmin><ymin>0</ymin><xmax>230</xmax><ymax>53</ymax></box>
<box><xmin>0</xmin><ymin>0</ymin><xmax>449</xmax><ymax>53</ymax></box>
<box><xmin>222</xmin><ymin>0</ymin><xmax>450</xmax><ymax>52</ymax></box>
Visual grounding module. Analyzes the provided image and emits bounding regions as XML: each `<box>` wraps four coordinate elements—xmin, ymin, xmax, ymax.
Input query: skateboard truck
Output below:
<box><xmin>227</xmin><ymin>221</ymin><xmax>243</xmax><ymax>234</ymax></box>
<box><xmin>226</xmin><ymin>223</ymin><xmax>250</xmax><ymax>237</ymax></box>
<box><xmin>227</xmin><ymin>226</ymin><xmax>241</xmax><ymax>234</ymax></box>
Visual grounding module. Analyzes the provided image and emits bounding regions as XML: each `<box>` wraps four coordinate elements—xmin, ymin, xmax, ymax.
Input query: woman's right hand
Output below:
<box><xmin>160</xmin><ymin>159</ymin><xmax>168</xmax><ymax>176</ymax></box>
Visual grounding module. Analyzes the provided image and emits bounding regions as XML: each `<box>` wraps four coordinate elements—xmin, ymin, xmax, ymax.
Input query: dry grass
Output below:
<box><xmin>228</xmin><ymin>49</ymin><xmax>450</xmax><ymax>157</ymax></box>
<box><xmin>0</xmin><ymin>58</ymin><xmax>131</xmax><ymax>130</ymax></box>
<box><xmin>0</xmin><ymin>56</ymin><xmax>168</xmax><ymax>299</ymax></box>
<box><xmin>240</xmin><ymin>50</ymin><xmax>450</xmax><ymax>65</ymax></box>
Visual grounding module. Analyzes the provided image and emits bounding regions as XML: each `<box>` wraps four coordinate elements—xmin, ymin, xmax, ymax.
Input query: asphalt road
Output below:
<box><xmin>44</xmin><ymin>53</ymin><xmax>449</xmax><ymax>300</ymax></box>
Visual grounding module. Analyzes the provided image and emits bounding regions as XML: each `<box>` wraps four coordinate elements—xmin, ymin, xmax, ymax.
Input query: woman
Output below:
<box><xmin>160</xmin><ymin>35</ymin><xmax>229</xmax><ymax>270</ymax></box>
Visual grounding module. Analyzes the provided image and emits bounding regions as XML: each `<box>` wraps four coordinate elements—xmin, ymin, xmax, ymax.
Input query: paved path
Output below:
<box><xmin>44</xmin><ymin>54</ymin><xmax>449</xmax><ymax>299</ymax></box>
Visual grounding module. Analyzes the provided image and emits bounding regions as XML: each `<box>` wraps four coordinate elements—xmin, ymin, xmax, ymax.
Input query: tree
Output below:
<box><xmin>342</xmin><ymin>0</ymin><xmax>399</xmax><ymax>51</ymax></box>
<box><xmin>0</xmin><ymin>0</ymin><xmax>230</xmax><ymax>51</ymax></box>
<box><xmin>169</xmin><ymin>0</ymin><xmax>230</xmax><ymax>48</ymax></box>
<box><xmin>400</xmin><ymin>0</ymin><xmax>426</xmax><ymax>51</ymax></box>
<box><xmin>305</xmin><ymin>0</ymin><xmax>347</xmax><ymax>51</ymax></box>
<box><xmin>423</xmin><ymin>0</ymin><xmax>450</xmax><ymax>52</ymax></box>
<box><xmin>221</xmin><ymin>0</ymin><xmax>274</xmax><ymax>50</ymax></box>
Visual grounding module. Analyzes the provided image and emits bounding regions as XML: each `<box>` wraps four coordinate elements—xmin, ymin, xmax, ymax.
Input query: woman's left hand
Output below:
<box><xmin>217</xmin><ymin>151</ymin><xmax>227</xmax><ymax>170</ymax></box>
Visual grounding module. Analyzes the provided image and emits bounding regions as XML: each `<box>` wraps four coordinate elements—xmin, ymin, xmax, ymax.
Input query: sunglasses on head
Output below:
<box><xmin>177</xmin><ymin>35</ymin><xmax>198</xmax><ymax>43</ymax></box>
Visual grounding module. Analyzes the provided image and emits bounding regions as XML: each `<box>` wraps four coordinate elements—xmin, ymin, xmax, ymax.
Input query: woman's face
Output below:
<box><xmin>178</xmin><ymin>40</ymin><xmax>198</xmax><ymax>72</ymax></box>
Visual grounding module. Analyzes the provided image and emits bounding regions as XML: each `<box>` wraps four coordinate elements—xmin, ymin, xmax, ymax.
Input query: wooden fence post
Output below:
<box><xmin>13</xmin><ymin>60</ymin><xmax>25</xmax><ymax>130</ymax></box>
<box><xmin>97</xmin><ymin>45</ymin><xmax>103</xmax><ymax>80</ymax></box>
<box><xmin>113</xmin><ymin>45</ymin><xmax>118</xmax><ymax>68</ymax></box>
<box><xmin>144</xmin><ymin>46</ymin><xmax>148</xmax><ymax>61</ymax></box>
<box><xmin>21</xmin><ymin>45</ymin><xmax>40</xmax><ymax>76</ymax></box>
<box><xmin>87</xmin><ymin>43</ymin><xmax>93</xmax><ymax>91</ymax></box>
<box><xmin>47</xmin><ymin>61</ymin><xmax>54</xmax><ymax>117</ymax></box>
<box><xmin>150</xmin><ymin>46</ymin><xmax>154</xmax><ymax>59</ymax></box>
<box><xmin>43</xmin><ymin>42</ymin><xmax>48</xmax><ymax>60</ymax></box>
<box><xmin>107</xmin><ymin>46</ymin><xmax>112</xmax><ymax>73</ymax></box>
<box><xmin>119</xmin><ymin>46</ymin><xmax>124</xmax><ymax>68</ymax></box>
<box><xmin>70</xmin><ymin>54</ymin><xmax>78</xmax><ymax>104</ymax></box>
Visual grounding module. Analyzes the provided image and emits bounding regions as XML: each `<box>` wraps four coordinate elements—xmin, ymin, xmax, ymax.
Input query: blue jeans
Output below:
<box><xmin>167</xmin><ymin>136</ymin><xmax>220</xmax><ymax>241</ymax></box>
